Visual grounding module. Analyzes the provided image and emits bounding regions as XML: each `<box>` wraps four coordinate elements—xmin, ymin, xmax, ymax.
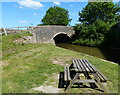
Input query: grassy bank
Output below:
<box><xmin>2</xmin><ymin>32</ymin><xmax>118</xmax><ymax>93</ymax></box>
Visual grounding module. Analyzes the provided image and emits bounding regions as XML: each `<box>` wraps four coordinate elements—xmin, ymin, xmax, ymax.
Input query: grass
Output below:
<box><xmin>2</xmin><ymin>32</ymin><xmax>118</xmax><ymax>93</ymax></box>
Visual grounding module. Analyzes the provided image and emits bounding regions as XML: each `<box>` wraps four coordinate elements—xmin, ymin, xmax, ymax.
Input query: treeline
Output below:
<box><xmin>37</xmin><ymin>2</ymin><xmax>120</xmax><ymax>48</ymax></box>
<box><xmin>72</xmin><ymin>20</ymin><xmax>120</xmax><ymax>47</ymax></box>
<box><xmin>72</xmin><ymin>2</ymin><xmax>120</xmax><ymax>48</ymax></box>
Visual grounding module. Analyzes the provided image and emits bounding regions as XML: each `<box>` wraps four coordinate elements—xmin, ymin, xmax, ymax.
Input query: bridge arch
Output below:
<box><xmin>52</xmin><ymin>32</ymin><xmax>71</xmax><ymax>44</ymax></box>
<box><xmin>29</xmin><ymin>25</ymin><xmax>74</xmax><ymax>43</ymax></box>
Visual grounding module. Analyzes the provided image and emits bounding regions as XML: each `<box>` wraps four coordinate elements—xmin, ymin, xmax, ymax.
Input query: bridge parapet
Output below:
<box><xmin>29</xmin><ymin>25</ymin><xmax>74</xmax><ymax>43</ymax></box>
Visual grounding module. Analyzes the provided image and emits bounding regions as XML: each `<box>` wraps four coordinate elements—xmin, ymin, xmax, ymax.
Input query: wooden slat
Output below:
<box><xmin>85</xmin><ymin>59</ymin><xmax>107</xmax><ymax>82</ymax></box>
<box><xmin>74</xmin><ymin>80</ymin><xmax>95</xmax><ymax>83</ymax></box>
<box><xmin>69</xmin><ymin>62</ymin><xmax>73</xmax><ymax>69</ymax></box>
<box><xmin>93</xmin><ymin>74</ymin><xmax>107</xmax><ymax>92</ymax></box>
<box><xmin>96</xmin><ymin>72</ymin><xmax>105</xmax><ymax>82</ymax></box>
<box><xmin>76</xmin><ymin>60</ymin><xmax>84</xmax><ymax>72</ymax></box>
<box><xmin>96</xmin><ymin>72</ymin><xmax>107</xmax><ymax>82</ymax></box>
<box><xmin>72</xmin><ymin>60</ymin><xmax>79</xmax><ymax>71</ymax></box>
<box><xmin>67</xmin><ymin>66</ymin><xmax>71</xmax><ymax>81</ymax></box>
<box><xmin>75</xmin><ymin>60</ymin><xmax>83</xmax><ymax>72</ymax></box>
<box><xmin>64</xmin><ymin>66</ymin><xmax>67</xmax><ymax>81</ymax></box>
<box><xmin>76</xmin><ymin>60</ymin><xmax>86</xmax><ymax>72</ymax></box>
<box><xmin>82</xmin><ymin>59</ymin><xmax>93</xmax><ymax>73</ymax></box>
<box><xmin>84</xmin><ymin>59</ymin><xmax>97</xmax><ymax>73</ymax></box>
<box><xmin>79</xmin><ymin>59</ymin><xmax>90</xmax><ymax>72</ymax></box>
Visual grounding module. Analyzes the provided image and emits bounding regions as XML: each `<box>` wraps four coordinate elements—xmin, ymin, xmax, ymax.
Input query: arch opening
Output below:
<box><xmin>53</xmin><ymin>33</ymin><xmax>71</xmax><ymax>44</ymax></box>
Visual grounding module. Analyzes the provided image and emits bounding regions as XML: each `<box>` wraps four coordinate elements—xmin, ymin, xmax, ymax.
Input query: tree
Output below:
<box><xmin>73</xmin><ymin>20</ymin><xmax>112</xmax><ymax>46</ymax></box>
<box><xmin>72</xmin><ymin>2</ymin><xmax>120</xmax><ymax>47</ymax></box>
<box><xmin>41</xmin><ymin>6</ymin><xmax>71</xmax><ymax>26</ymax></box>
<box><xmin>116</xmin><ymin>1</ymin><xmax>120</xmax><ymax>23</ymax></box>
<box><xmin>79</xmin><ymin>2</ymin><xmax>119</xmax><ymax>24</ymax></box>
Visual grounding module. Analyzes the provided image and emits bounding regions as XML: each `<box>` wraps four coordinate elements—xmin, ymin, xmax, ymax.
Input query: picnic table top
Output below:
<box><xmin>72</xmin><ymin>59</ymin><xmax>97</xmax><ymax>73</ymax></box>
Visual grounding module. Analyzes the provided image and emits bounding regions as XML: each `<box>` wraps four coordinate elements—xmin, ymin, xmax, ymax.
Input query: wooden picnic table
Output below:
<box><xmin>64</xmin><ymin>59</ymin><xmax>107</xmax><ymax>92</ymax></box>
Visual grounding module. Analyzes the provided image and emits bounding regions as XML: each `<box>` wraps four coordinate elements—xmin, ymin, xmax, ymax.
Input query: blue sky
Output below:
<box><xmin>1</xmin><ymin>0</ymin><xmax>119</xmax><ymax>28</ymax></box>
<box><xmin>1</xmin><ymin>1</ymin><xmax>88</xmax><ymax>28</ymax></box>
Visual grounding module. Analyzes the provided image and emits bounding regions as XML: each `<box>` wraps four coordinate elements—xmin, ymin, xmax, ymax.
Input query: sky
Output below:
<box><xmin>1</xmin><ymin>1</ymin><xmax>88</xmax><ymax>28</ymax></box>
<box><xmin>1</xmin><ymin>0</ymin><xmax>119</xmax><ymax>28</ymax></box>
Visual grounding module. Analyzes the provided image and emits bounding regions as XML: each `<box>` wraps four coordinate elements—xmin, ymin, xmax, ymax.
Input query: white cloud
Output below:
<box><xmin>19</xmin><ymin>20</ymin><xmax>28</xmax><ymax>23</ymax></box>
<box><xmin>19</xmin><ymin>6</ymin><xmax>23</xmax><ymax>8</ymax></box>
<box><xmin>18</xmin><ymin>0</ymin><xmax>44</xmax><ymax>9</ymax></box>
<box><xmin>53</xmin><ymin>2</ymin><xmax>60</xmax><ymax>5</ymax></box>
<box><xmin>33</xmin><ymin>13</ymin><xmax>37</xmax><ymax>16</ymax></box>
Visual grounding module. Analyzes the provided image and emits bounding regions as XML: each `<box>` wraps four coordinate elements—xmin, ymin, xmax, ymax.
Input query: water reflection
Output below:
<box><xmin>56</xmin><ymin>43</ymin><xmax>120</xmax><ymax>64</ymax></box>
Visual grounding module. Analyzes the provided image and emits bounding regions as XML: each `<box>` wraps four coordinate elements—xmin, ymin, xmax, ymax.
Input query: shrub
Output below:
<box><xmin>73</xmin><ymin>19</ymin><xmax>113</xmax><ymax>47</ymax></box>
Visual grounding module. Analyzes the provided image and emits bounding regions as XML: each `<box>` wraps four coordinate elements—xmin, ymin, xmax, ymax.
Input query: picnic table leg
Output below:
<box><xmin>69</xmin><ymin>63</ymin><xmax>73</xmax><ymax>69</ymax></box>
<box><xmin>84</xmin><ymin>73</ymin><xmax>97</xmax><ymax>89</ymax></box>
<box><xmin>65</xmin><ymin>73</ymin><xmax>79</xmax><ymax>92</ymax></box>
<box><xmin>93</xmin><ymin>74</ymin><xmax>108</xmax><ymax>92</ymax></box>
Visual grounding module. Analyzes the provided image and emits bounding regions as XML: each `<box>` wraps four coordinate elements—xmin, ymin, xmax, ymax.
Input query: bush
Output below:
<box><xmin>73</xmin><ymin>19</ymin><xmax>113</xmax><ymax>47</ymax></box>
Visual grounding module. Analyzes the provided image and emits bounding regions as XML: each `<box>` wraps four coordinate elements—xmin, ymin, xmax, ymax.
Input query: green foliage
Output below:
<box><xmin>116</xmin><ymin>1</ymin><xmax>120</xmax><ymax>22</ymax></box>
<box><xmin>37</xmin><ymin>24</ymin><xmax>45</xmax><ymax>26</ymax></box>
<box><xmin>79</xmin><ymin>2</ymin><xmax>119</xmax><ymax>24</ymax></box>
<box><xmin>73</xmin><ymin>2</ymin><xmax>119</xmax><ymax>47</ymax></box>
<box><xmin>41</xmin><ymin>6</ymin><xmax>71</xmax><ymax>26</ymax></box>
<box><xmin>73</xmin><ymin>19</ymin><xmax>112</xmax><ymax>46</ymax></box>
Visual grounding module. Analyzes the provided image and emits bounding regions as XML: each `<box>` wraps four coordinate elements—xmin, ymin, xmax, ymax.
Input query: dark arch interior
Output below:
<box><xmin>53</xmin><ymin>33</ymin><xmax>71</xmax><ymax>44</ymax></box>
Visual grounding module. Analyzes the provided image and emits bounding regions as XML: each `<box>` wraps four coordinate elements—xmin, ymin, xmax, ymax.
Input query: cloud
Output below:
<box><xmin>33</xmin><ymin>13</ymin><xmax>37</xmax><ymax>16</ymax></box>
<box><xmin>19</xmin><ymin>20</ymin><xmax>28</xmax><ymax>23</ymax></box>
<box><xmin>18</xmin><ymin>0</ymin><xmax>44</xmax><ymax>9</ymax></box>
<box><xmin>53</xmin><ymin>2</ymin><xmax>60</xmax><ymax>5</ymax></box>
<box><xmin>19</xmin><ymin>6</ymin><xmax>23</xmax><ymax>8</ymax></box>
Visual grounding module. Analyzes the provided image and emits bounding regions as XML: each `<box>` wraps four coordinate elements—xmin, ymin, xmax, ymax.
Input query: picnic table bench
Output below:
<box><xmin>64</xmin><ymin>59</ymin><xmax>107</xmax><ymax>92</ymax></box>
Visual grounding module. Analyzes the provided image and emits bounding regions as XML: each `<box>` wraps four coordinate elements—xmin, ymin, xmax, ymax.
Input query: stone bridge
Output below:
<box><xmin>29</xmin><ymin>25</ymin><xmax>75</xmax><ymax>44</ymax></box>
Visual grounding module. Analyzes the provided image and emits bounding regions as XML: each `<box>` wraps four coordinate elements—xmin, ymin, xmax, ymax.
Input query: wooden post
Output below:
<box><xmin>65</xmin><ymin>73</ymin><xmax>79</xmax><ymax>92</ymax></box>
<box><xmin>3</xmin><ymin>28</ymin><xmax>7</xmax><ymax>36</ymax></box>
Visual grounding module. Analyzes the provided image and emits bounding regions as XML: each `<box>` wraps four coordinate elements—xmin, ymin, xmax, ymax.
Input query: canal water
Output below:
<box><xmin>56</xmin><ymin>43</ymin><xmax>120</xmax><ymax>64</ymax></box>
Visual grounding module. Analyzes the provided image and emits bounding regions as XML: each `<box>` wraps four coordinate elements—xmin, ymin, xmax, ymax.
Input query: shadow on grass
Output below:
<box><xmin>58</xmin><ymin>72</ymin><xmax>104</xmax><ymax>92</ymax></box>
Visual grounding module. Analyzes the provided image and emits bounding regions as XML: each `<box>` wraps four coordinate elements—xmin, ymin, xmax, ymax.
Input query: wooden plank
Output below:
<box><xmin>96</xmin><ymin>72</ymin><xmax>107</xmax><ymax>82</ymax></box>
<box><xmin>72</xmin><ymin>60</ymin><xmax>79</xmax><ymax>71</ymax></box>
<box><xmin>96</xmin><ymin>72</ymin><xmax>105</xmax><ymax>82</ymax></box>
<box><xmin>76</xmin><ymin>60</ymin><xmax>84</xmax><ymax>72</ymax></box>
<box><xmin>69</xmin><ymin>62</ymin><xmax>73</xmax><ymax>69</ymax></box>
<box><xmin>3</xmin><ymin>28</ymin><xmax>7</xmax><ymax>36</ymax></box>
<box><xmin>82</xmin><ymin>59</ymin><xmax>93</xmax><ymax>73</ymax></box>
<box><xmin>84</xmin><ymin>59</ymin><xmax>97</xmax><ymax>73</ymax></box>
<box><xmin>84</xmin><ymin>59</ymin><xmax>107</xmax><ymax>82</ymax></box>
<box><xmin>65</xmin><ymin>73</ymin><xmax>79</xmax><ymax>92</ymax></box>
<box><xmin>84</xmin><ymin>59</ymin><xmax>95</xmax><ymax>72</ymax></box>
<box><xmin>93</xmin><ymin>74</ymin><xmax>107</xmax><ymax>92</ymax></box>
<box><xmin>75</xmin><ymin>60</ymin><xmax>83</xmax><ymax>72</ymax></box>
<box><xmin>79</xmin><ymin>59</ymin><xmax>90</xmax><ymax>72</ymax></box>
<box><xmin>64</xmin><ymin>66</ymin><xmax>67</xmax><ymax>81</ymax></box>
<box><xmin>67</xmin><ymin>66</ymin><xmax>71</xmax><ymax>81</ymax></box>
<box><xmin>76</xmin><ymin>60</ymin><xmax>86</xmax><ymax>72</ymax></box>
<box><xmin>74</xmin><ymin>80</ymin><xmax>95</xmax><ymax>83</ymax></box>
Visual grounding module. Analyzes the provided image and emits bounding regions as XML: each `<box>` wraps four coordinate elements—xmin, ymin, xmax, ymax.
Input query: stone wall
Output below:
<box><xmin>29</xmin><ymin>25</ymin><xmax>74</xmax><ymax>44</ymax></box>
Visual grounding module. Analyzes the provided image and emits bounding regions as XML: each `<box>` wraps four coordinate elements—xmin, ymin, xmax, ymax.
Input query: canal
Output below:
<box><xmin>56</xmin><ymin>43</ymin><xmax>120</xmax><ymax>64</ymax></box>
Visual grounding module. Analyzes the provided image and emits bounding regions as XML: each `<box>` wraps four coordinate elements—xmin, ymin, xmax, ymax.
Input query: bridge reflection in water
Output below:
<box><xmin>56</xmin><ymin>43</ymin><xmax>120</xmax><ymax>64</ymax></box>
